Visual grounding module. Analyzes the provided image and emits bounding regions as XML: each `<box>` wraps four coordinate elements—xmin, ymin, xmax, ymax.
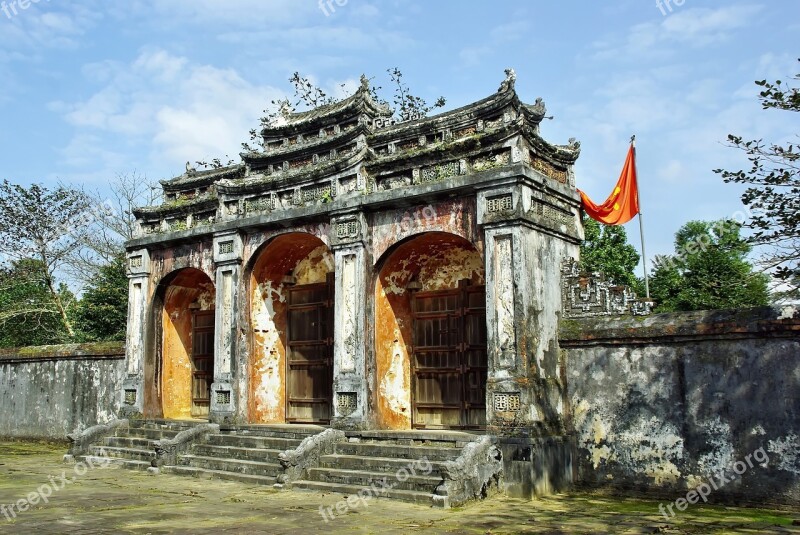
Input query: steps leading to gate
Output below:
<box><xmin>291</xmin><ymin>430</ymin><xmax>480</xmax><ymax>506</ymax></box>
<box><xmin>75</xmin><ymin>421</ymin><xmax>490</xmax><ymax>506</ymax></box>
<box><xmin>80</xmin><ymin>419</ymin><xmax>204</xmax><ymax>470</ymax></box>
<box><xmin>161</xmin><ymin>424</ymin><xmax>324</xmax><ymax>486</ymax></box>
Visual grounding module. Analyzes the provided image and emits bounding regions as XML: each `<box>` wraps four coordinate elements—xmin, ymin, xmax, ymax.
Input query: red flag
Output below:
<box><xmin>578</xmin><ymin>145</ymin><xmax>640</xmax><ymax>225</ymax></box>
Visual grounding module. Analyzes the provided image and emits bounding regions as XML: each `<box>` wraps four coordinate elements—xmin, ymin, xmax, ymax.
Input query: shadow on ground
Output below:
<box><xmin>0</xmin><ymin>441</ymin><xmax>797</xmax><ymax>534</ymax></box>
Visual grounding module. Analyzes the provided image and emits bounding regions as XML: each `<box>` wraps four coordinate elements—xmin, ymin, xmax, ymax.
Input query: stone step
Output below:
<box><xmin>292</xmin><ymin>479</ymin><xmax>436</xmax><ymax>506</ymax></box>
<box><xmin>205</xmin><ymin>434</ymin><xmax>302</xmax><ymax>450</ymax></box>
<box><xmin>163</xmin><ymin>465</ymin><xmax>277</xmax><ymax>486</ymax></box>
<box><xmin>334</xmin><ymin>442</ymin><xmax>461</xmax><ymax>461</ymax></box>
<box><xmin>219</xmin><ymin>424</ymin><xmax>324</xmax><ymax>439</ymax></box>
<box><xmin>319</xmin><ymin>454</ymin><xmax>448</xmax><ymax>473</ymax></box>
<box><xmin>306</xmin><ymin>467</ymin><xmax>442</xmax><ymax>493</ymax></box>
<box><xmin>178</xmin><ymin>455</ymin><xmax>281</xmax><ymax>477</ymax></box>
<box><xmin>128</xmin><ymin>419</ymin><xmax>202</xmax><ymax>430</ymax></box>
<box><xmin>349</xmin><ymin>430</ymin><xmax>480</xmax><ymax>448</ymax></box>
<box><xmin>103</xmin><ymin>436</ymin><xmax>157</xmax><ymax>449</ymax></box>
<box><xmin>115</xmin><ymin>427</ymin><xmax>181</xmax><ymax>441</ymax></box>
<box><xmin>190</xmin><ymin>444</ymin><xmax>284</xmax><ymax>462</ymax></box>
<box><xmin>90</xmin><ymin>445</ymin><xmax>156</xmax><ymax>463</ymax></box>
<box><xmin>80</xmin><ymin>455</ymin><xmax>151</xmax><ymax>471</ymax></box>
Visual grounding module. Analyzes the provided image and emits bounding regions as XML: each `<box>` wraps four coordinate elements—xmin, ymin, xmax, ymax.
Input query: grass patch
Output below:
<box><xmin>0</xmin><ymin>440</ymin><xmax>67</xmax><ymax>456</ymax></box>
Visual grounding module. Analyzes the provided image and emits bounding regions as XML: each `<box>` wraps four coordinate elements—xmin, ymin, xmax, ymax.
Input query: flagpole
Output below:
<box><xmin>632</xmin><ymin>135</ymin><xmax>650</xmax><ymax>298</ymax></box>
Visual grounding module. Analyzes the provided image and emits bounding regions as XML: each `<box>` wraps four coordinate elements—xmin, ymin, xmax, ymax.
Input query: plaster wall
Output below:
<box><xmin>0</xmin><ymin>344</ymin><xmax>125</xmax><ymax>439</ymax></box>
<box><xmin>563</xmin><ymin>306</ymin><xmax>800</xmax><ymax>505</ymax></box>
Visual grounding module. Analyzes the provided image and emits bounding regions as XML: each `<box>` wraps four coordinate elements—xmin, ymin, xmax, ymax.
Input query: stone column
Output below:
<box><xmin>478</xmin><ymin>179</ymin><xmax>582</xmax><ymax>435</ymax></box>
<box><xmin>121</xmin><ymin>248</ymin><xmax>151</xmax><ymax>417</ymax></box>
<box><xmin>330</xmin><ymin>212</ymin><xmax>369</xmax><ymax>429</ymax></box>
<box><xmin>210</xmin><ymin>231</ymin><xmax>243</xmax><ymax>424</ymax></box>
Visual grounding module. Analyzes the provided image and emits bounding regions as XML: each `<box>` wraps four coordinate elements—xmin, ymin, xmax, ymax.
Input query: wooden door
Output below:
<box><xmin>286</xmin><ymin>277</ymin><xmax>334</xmax><ymax>424</ymax></box>
<box><xmin>191</xmin><ymin>311</ymin><xmax>215</xmax><ymax>418</ymax></box>
<box><xmin>411</xmin><ymin>284</ymin><xmax>487</xmax><ymax>429</ymax></box>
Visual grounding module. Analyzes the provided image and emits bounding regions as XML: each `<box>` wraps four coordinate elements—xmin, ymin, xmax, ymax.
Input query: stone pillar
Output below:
<box><xmin>210</xmin><ymin>231</ymin><xmax>243</xmax><ymax>424</ymax></box>
<box><xmin>330</xmin><ymin>212</ymin><xmax>369</xmax><ymax>429</ymax></box>
<box><xmin>478</xmin><ymin>179</ymin><xmax>583</xmax><ymax>435</ymax></box>
<box><xmin>121</xmin><ymin>248</ymin><xmax>151</xmax><ymax>417</ymax></box>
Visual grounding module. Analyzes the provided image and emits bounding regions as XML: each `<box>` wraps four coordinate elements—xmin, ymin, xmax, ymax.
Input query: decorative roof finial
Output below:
<box><xmin>359</xmin><ymin>74</ymin><xmax>370</xmax><ymax>92</ymax></box>
<box><xmin>498</xmin><ymin>68</ymin><xmax>517</xmax><ymax>92</ymax></box>
<box><xmin>185</xmin><ymin>161</ymin><xmax>197</xmax><ymax>176</ymax></box>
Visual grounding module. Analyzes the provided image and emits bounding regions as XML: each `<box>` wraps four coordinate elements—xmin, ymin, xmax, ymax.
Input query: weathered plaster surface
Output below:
<box><xmin>563</xmin><ymin>307</ymin><xmax>800</xmax><ymax>504</ymax></box>
<box><xmin>370</xmin><ymin>198</ymin><xmax>482</xmax><ymax>266</ymax></box>
<box><xmin>0</xmin><ymin>344</ymin><xmax>125</xmax><ymax>439</ymax></box>
<box><xmin>374</xmin><ymin>232</ymin><xmax>484</xmax><ymax>429</ymax></box>
<box><xmin>248</xmin><ymin>233</ymin><xmax>333</xmax><ymax>423</ymax></box>
<box><xmin>161</xmin><ymin>270</ymin><xmax>216</xmax><ymax>420</ymax></box>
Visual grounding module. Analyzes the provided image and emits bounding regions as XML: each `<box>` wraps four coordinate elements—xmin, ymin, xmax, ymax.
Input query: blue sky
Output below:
<box><xmin>0</xmin><ymin>0</ymin><xmax>797</xmax><ymax>266</ymax></box>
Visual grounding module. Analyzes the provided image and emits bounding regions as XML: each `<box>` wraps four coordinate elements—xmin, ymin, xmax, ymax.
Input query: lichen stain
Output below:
<box><xmin>573</xmin><ymin>394</ymin><xmax>684</xmax><ymax>485</ymax></box>
<box><xmin>768</xmin><ymin>433</ymin><xmax>800</xmax><ymax>476</ymax></box>
<box><xmin>374</xmin><ymin>232</ymin><xmax>484</xmax><ymax>429</ymax></box>
<box><xmin>695</xmin><ymin>417</ymin><xmax>734</xmax><ymax>476</ymax></box>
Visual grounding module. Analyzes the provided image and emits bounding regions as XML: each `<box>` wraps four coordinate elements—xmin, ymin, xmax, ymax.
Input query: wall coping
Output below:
<box><xmin>0</xmin><ymin>342</ymin><xmax>125</xmax><ymax>363</ymax></box>
<box><xmin>559</xmin><ymin>305</ymin><xmax>799</xmax><ymax>347</ymax></box>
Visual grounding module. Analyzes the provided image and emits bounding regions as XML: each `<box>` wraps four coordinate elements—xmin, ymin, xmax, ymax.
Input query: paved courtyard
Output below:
<box><xmin>0</xmin><ymin>441</ymin><xmax>797</xmax><ymax>534</ymax></box>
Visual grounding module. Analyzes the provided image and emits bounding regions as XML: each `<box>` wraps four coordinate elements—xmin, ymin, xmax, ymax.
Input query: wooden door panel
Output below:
<box><xmin>286</xmin><ymin>280</ymin><xmax>333</xmax><ymax>424</ymax></box>
<box><xmin>411</xmin><ymin>285</ymin><xmax>487</xmax><ymax>430</ymax></box>
<box><xmin>191</xmin><ymin>311</ymin><xmax>215</xmax><ymax>419</ymax></box>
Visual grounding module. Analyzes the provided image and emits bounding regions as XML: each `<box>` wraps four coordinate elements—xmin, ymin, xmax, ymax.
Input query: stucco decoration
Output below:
<box><xmin>276</xmin><ymin>428</ymin><xmax>346</xmax><ymax>487</ymax></box>
<box><xmin>434</xmin><ymin>436</ymin><xmax>504</xmax><ymax>507</ymax></box>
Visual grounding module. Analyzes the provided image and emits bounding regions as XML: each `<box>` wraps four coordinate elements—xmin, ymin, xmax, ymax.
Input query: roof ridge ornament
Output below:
<box><xmin>498</xmin><ymin>68</ymin><xmax>517</xmax><ymax>93</ymax></box>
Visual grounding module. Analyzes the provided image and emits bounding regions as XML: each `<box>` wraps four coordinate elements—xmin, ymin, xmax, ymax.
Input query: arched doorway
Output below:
<box><xmin>153</xmin><ymin>268</ymin><xmax>216</xmax><ymax>420</ymax></box>
<box><xmin>375</xmin><ymin>232</ymin><xmax>487</xmax><ymax>430</ymax></box>
<box><xmin>249</xmin><ymin>233</ymin><xmax>335</xmax><ymax>424</ymax></box>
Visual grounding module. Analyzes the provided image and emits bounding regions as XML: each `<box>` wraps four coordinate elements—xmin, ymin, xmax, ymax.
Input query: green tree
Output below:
<box><xmin>0</xmin><ymin>180</ymin><xmax>92</xmax><ymax>338</ymax></box>
<box><xmin>579</xmin><ymin>218</ymin><xmax>641</xmax><ymax>289</ymax></box>
<box><xmin>715</xmin><ymin>59</ymin><xmax>799</xmax><ymax>299</ymax></box>
<box><xmin>73</xmin><ymin>254</ymin><xmax>129</xmax><ymax>342</ymax></box>
<box><xmin>649</xmin><ymin>219</ymin><xmax>770</xmax><ymax>312</ymax></box>
<box><xmin>0</xmin><ymin>259</ymin><xmax>73</xmax><ymax>348</ymax></box>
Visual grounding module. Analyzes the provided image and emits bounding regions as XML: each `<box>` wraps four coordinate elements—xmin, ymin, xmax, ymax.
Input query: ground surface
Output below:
<box><xmin>0</xmin><ymin>441</ymin><xmax>798</xmax><ymax>534</ymax></box>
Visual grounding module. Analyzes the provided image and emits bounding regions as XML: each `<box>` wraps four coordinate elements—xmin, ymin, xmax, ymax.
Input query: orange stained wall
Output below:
<box><xmin>249</xmin><ymin>233</ymin><xmax>334</xmax><ymax>423</ymax></box>
<box><xmin>374</xmin><ymin>232</ymin><xmax>485</xmax><ymax>429</ymax></box>
<box><xmin>160</xmin><ymin>268</ymin><xmax>215</xmax><ymax>420</ymax></box>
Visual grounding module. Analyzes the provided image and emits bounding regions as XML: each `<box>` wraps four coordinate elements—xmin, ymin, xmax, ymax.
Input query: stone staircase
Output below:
<box><xmin>75</xmin><ymin>421</ymin><xmax>495</xmax><ymax>507</ymax></box>
<box><xmin>81</xmin><ymin>419</ymin><xmax>201</xmax><ymax>470</ymax></box>
<box><xmin>292</xmin><ymin>430</ymin><xmax>479</xmax><ymax>505</ymax></box>
<box><xmin>162</xmin><ymin>424</ymin><xmax>323</xmax><ymax>486</ymax></box>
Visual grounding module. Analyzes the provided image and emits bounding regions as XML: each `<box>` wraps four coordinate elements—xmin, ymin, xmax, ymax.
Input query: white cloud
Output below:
<box><xmin>590</xmin><ymin>5</ymin><xmax>764</xmax><ymax>61</ymax></box>
<box><xmin>52</xmin><ymin>50</ymin><xmax>286</xmax><ymax>178</ymax></box>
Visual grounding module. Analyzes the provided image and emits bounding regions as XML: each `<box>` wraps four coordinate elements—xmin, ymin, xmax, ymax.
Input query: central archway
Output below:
<box><xmin>374</xmin><ymin>232</ymin><xmax>487</xmax><ymax>430</ymax></box>
<box><xmin>248</xmin><ymin>233</ymin><xmax>335</xmax><ymax>424</ymax></box>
